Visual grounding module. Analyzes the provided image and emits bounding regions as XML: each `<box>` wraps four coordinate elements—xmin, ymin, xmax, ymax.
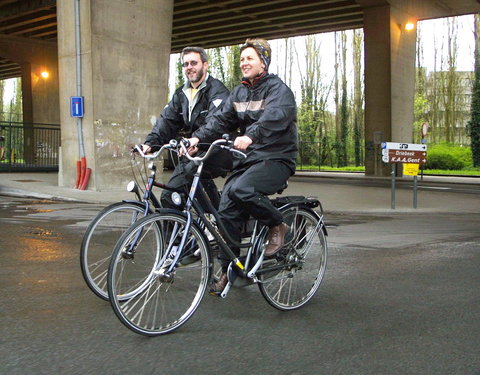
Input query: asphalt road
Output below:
<box><xmin>1</xmin><ymin>196</ymin><xmax>479</xmax><ymax>375</ymax></box>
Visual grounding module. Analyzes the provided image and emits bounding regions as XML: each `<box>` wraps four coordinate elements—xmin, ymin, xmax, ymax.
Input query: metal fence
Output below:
<box><xmin>0</xmin><ymin>121</ymin><xmax>61</xmax><ymax>172</ymax></box>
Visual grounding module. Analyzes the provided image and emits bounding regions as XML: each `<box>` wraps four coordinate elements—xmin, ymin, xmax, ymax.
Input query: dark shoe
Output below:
<box><xmin>265</xmin><ymin>223</ymin><xmax>289</xmax><ymax>256</ymax></box>
<box><xmin>210</xmin><ymin>272</ymin><xmax>228</xmax><ymax>294</ymax></box>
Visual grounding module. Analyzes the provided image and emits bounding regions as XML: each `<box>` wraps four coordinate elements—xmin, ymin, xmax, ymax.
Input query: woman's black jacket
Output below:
<box><xmin>193</xmin><ymin>73</ymin><xmax>298</xmax><ymax>173</ymax></box>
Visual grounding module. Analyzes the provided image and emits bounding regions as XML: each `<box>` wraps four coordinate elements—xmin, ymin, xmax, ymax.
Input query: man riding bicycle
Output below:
<box><xmin>141</xmin><ymin>46</ymin><xmax>232</xmax><ymax>209</ymax></box>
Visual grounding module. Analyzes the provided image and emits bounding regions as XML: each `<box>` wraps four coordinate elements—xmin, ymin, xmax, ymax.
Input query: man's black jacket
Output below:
<box><xmin>193</xmin><ymin>73</ymin><xmax>298</xmax><ymax>172</ymax></box>
<box><xmin>145</xmin><ymin>75</ymin><xmax>229</xmax><ymax>149</ymax></box>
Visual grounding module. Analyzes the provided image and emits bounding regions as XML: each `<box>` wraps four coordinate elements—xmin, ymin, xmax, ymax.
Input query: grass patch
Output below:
<box><xmin>297</xmin><ymin>165</ymin><xmax>480</xmax><ymax>176</ymax></box>
<box><xmin>420</xmin><ymin>168</ymin><xmax>480</xmax><ymax>176</ymax></box>
<box><xmin>298</xmin><ymin>165</ymin><xmax>365</xmax><ymax>172</ymax></box>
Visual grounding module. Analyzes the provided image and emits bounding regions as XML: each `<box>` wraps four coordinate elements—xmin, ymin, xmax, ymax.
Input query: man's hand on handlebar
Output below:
<box><xmin>140</xmin><ymin>144</ymin><xmax>152</xmax><ymax>154</ymax></box>
<box><xmin>234</xmin><ymin>135</ymin><xmax>252</xmax><ymax>151</ymax></box>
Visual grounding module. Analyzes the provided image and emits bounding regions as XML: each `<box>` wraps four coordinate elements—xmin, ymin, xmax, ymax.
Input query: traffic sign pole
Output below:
<box><xmin>413</xmin><ymin>175</ymin><xmax>418</xmax><ymax>208</ymax></box>
<box><xmin>391</xmin><ymin>164</ymin><xmax>396</xmax><ymax>209</ymax></box>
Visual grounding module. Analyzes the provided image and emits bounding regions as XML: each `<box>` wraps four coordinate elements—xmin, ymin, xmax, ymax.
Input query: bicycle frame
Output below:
<box><xmin>162</xmin><ymin>139</ymin><xmax>327</xmax><ymax>297</ymax></box>
<box><xmin>106</xmin><ymin>139</ymin><xmax>328</xmax><ymax>335</ymax></box>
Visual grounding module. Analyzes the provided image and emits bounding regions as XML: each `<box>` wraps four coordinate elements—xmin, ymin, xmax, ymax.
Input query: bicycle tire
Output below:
<box><xmin>108</xmin><ymin>212</ymin><xmax>211</xmax><ymax>336</ymax></box>
<box><xmin>80</xmin><ymin>201</ymin><xmax>151</xmax><ymax>301</ymax></box>
<box><xmin>258</xmin><ymin>206</ymin><xmax>327</xmax><ymax>310</ymax></box>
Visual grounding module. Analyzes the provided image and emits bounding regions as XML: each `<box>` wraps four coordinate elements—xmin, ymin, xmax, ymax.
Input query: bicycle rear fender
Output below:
<box><xmin>271</xmin><ymin>196</ymin><xmax>327</xmax><ymax>236</ymax></box>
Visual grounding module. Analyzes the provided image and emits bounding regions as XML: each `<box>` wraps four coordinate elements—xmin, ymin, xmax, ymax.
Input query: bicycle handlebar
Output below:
<box><xmin>132</xmin><ymin>138</ymin><xmax>247</xmax><ymax>162</ymax></box>
<box><xmin>179</xmin><ymin>138</ymin><xmax>247</xmax><ymax>163</ymax></box>
<box><xmin>131</xmin><ymin>142</ymin><xmax>175</xmax><ymax>160</ymax></box>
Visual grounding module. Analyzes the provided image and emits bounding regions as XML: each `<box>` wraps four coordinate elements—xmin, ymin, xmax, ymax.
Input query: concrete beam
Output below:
<box><xmin>356</xmin><ymin>0</ymin><xmax>480</xmax><ymax>19</ymax></box>
<box><xmin>0</xmin><ymin>34</ymin><xmax>57</xmax><ymax>64</ymax></box>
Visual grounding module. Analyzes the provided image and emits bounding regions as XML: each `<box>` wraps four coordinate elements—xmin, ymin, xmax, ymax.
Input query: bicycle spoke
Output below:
<box><xmin>80</xmin><ymin>202</ymin><xmax>148</xmax><ymax>301</ymax></box>
<box><xmin>259</xmin><ymin>207</ymin><xmax>327</xmax><ymax>310</ymax></box>
<box><xmin>108</xmin><ymin>212</ymin><xmax>210</xmax><ymax>336</ymax></box>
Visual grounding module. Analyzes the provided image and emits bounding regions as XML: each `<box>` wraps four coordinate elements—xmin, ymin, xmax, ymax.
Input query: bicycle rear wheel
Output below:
<box><xmin>80</xmin><ymin>201</ymin><xmax>150</xmax><ymax>301</ymax></box>
<box><xmin>108</xmin><ymin>212</ymin><xmax>211</xmax><ymax>336</ymax></box>
<box><xmin>258</xmin><ymin>206</ymin><xmax>327</xmax><ymax>310</ymax></box>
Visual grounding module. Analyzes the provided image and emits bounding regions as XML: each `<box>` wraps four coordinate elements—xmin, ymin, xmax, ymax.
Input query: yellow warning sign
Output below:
<box><xmin>403</xmin><ymin>163</ymin><xmax>420</xmax><ymax>176</ymax></box>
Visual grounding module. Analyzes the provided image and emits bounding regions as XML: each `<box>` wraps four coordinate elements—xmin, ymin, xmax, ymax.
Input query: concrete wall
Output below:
<box><xmin>57</xmin><ymin>0</ymin><xmax>173</xmax><ymax>190</ymax></box>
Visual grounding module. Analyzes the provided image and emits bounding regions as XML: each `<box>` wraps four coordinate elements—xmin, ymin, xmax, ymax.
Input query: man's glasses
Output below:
<box><xmin>182</xmin><ymin>60</ymin><xmax>200</xmax><ymax>67</ymax></box>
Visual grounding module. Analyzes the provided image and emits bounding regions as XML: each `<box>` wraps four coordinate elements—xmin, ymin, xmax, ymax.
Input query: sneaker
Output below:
<box><xmin>265</xmin><ymin>223</ymin><xmax>289</xmax><ymax>256</ymax></box>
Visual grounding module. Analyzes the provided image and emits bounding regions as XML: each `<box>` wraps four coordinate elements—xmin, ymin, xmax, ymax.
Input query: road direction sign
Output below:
<box><xmin>382</xmin><ymin>142</ymin><xmax>427</xmax><ymax>164</ymax></box>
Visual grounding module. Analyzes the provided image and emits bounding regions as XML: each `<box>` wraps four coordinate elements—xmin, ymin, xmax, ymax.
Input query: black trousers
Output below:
<box><xmin>161</xmin><ymin>148</ymin><xmax>233</xmax><ymax>209</ymax></box>
<box><xmin>217</xmin><ymin>160</ymin><xmax>292</xmax><ymax>271</ymax></box>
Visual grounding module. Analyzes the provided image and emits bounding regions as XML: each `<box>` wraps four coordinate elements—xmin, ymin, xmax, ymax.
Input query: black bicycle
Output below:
<box><xmin>107</xmin><ymin>138</ymin><xmax>328</xmax><ymax>336</ymax></box>
<box><xmin>80</xmin><ymin>144</ymin><xmax>221</xmax><ymax>300</ymax></box>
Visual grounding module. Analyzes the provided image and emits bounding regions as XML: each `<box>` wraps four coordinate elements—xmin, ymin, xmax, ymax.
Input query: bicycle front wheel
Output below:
<box><xmin>259</xmin><ymin>206</ymin><xmax>327</xmax><ymax>310</ymax></box>
<box><xmin>80</xmin><ymin>201</ymin><xmax>150</xmax><ymax>301</ymax></box>
<box><xmin>108</xmin><ymin>212</ymin><xmax>211</xmax><ymax>336</ymax></box>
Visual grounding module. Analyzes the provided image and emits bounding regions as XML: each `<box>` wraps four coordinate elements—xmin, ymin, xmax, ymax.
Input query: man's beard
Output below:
<box><xmin>188</xmin><ymin>66</ymin><xmax>205</xmax><ymax>84</ymax></box>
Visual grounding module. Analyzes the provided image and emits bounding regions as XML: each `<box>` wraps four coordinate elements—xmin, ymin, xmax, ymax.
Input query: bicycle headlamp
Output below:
<box><xmin>126</xmin><ymin>180</ymin><xmax>138</xmax><ymax>193</ymax></box>
<box><xmin>171</xmin><ymin>192</ymin><xmax>182</xmax><ymax>206</ymax></box>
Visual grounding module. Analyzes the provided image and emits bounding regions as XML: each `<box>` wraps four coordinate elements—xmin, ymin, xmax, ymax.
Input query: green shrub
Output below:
<box><xmin>424</xmin><ymin>144</ymin><xmax>471</xmax><ymax>170</ymax></box>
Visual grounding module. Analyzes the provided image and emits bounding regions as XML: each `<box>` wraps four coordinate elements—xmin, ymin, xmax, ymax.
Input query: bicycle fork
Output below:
<box><xmin>153</xmin><ymin>212</ymin><xmax>194</xmax><ymax>282</ymax></box>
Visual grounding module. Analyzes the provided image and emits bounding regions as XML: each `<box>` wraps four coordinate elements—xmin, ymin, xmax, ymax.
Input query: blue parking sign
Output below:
<box><xmin>71</xmin><ymin>96</ymin><xmax>84</xmax><ymax>117</ymax></box>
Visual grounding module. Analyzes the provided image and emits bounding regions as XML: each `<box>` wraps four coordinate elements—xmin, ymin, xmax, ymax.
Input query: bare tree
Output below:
<box><xmin>468</xmin><ymin>13</ymin><xmax>480</xmax><ymax>166</ymax></box>
<box><xmin>211</xmin><ymin>47</ymin><xmax>226</xmax><ymax>84</ymax></box>
<box><xmin>225</xmin><ymin>45</ymin><xmax>242</xmax><ymax>90</ymax></box>
<box><xmin>440</xmin><ymin>17</ymin><xmax>459</xmax><ymax>143</ymax></box>
<box><xmin>0</xmin><ymin>80</ymin><xmax>4</xmax><ymax>122</ymax></box>
<box><xmin>352</xmin><ymin>28</ymin><xmax>364</xmax><ymax>166</ymax></box>
<box><xmin>294</xmin><ymin>35</ymin><xmax>334</xmax><ymax>168</ymax></box>
<box><xmin>338</xmin><ymin>31</ymin><xmax>348</xmax><ymax>167</ymax></box>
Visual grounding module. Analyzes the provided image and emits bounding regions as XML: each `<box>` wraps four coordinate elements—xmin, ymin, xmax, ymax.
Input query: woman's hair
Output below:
<box><xmin>240</xmin><ymin>38</ymin><xmax>271</xmax><ymax>70</ymax></box>
<box><xmin>181</xmin><ymin>46</ymin><xmax>208</xmax><ymax>63</ymax></box>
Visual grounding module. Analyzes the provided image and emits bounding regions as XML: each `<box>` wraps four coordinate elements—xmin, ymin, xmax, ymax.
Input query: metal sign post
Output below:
<box><xmin>413</xmin><ymin>175</ymin><xmax>418</xmax><ymax>208</ymax></box>
<box><xmin>391</xmin><ymin>163</ymin><xmax>396</xmax><ymax>209</ymax></box>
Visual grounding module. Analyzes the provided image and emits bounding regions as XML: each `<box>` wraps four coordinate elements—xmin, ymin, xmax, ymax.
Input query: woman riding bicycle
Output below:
<box><xmin>185</xmin><ymin>38</ymin><xmax>298</xmax><ymax>293</ymax></box>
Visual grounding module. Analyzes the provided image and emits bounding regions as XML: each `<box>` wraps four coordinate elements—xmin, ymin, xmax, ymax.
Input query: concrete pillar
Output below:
<box><xmin>362</xmin><ymin>3</ymin><xmax>416</xmax><ymax>176</ymax></box>
<box><xmin>20</xmin><ymin>62</ymin><xmax>34</xmax><ymax>164</ymax></box>
<box><xmin>57</xmin><ymin>0</ymin><xmax>173</xmax><ymax>190</ymax></box>
<box><xmin>0</xmin><ymin>35</ymin><xmax>60</xmax><ymax>165</ymax></box>
<box><xmin>30</xmin><ymin>63</ymin><xmax>60</xmax><ymax>125</ymax></box>
<box><xmin>0</xmin><ymin>35</ymin><xmax>59</xmax><ymax>125</ymax></box>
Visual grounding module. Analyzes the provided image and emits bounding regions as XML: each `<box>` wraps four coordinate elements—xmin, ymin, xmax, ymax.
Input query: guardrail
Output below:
<box><xmin>0</xmin><ymin>121</ymin><xmax>61</xmax><ymax>172</ymax></box>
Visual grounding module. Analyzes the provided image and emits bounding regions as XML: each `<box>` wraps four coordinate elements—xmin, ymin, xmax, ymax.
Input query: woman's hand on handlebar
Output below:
<box><xmin>180</xmin><ymin>137</ymin><xmax>200</xmax><ymax>156</ymax></box>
